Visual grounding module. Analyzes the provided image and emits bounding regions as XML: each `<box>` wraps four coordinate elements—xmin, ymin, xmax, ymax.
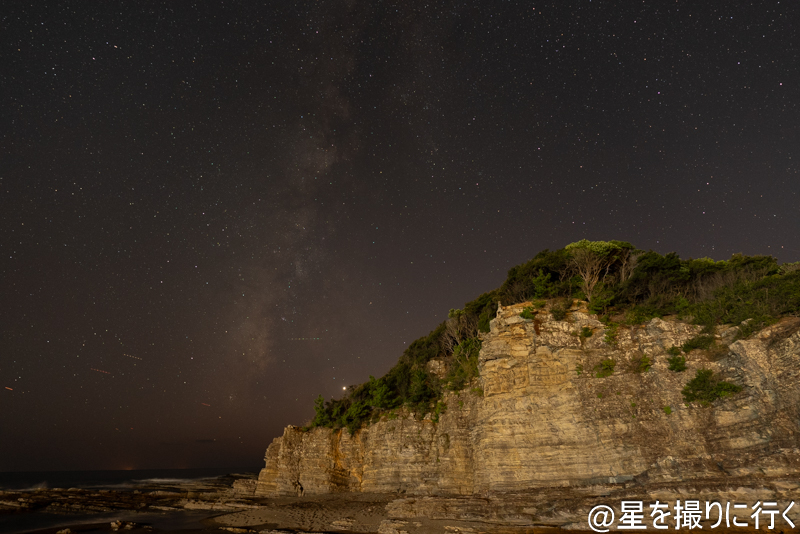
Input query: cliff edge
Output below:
<box><xmin>254</xmin><ymin>300</ymin><xmax>800</xmax><ymax>500</ymax></box>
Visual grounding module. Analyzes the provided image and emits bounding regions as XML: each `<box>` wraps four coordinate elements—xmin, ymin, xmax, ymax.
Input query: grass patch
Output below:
<box><xmin>603</xmin><ymin>324</ymin><xmax>619</xmax><ymax>346</ymax></box>
<box><xmin>595</xmin><ymin>358</ymin><xmax>616</xmax><ymax>378</ymax></box>
<box><xmin>662</xmin><ymin>406</ymin><xmax>672</xmax><ymax>415</ymax></box>
<box><xmin>431</xmin><ymin>401</ymin><xmax>447</xmax><ymax>423</ymax></box>
<box><xmin>682</xmin><ymin>335</ymin><xmax>716</xmax><ymax>353</ymax></box>
<box><xmin>633</xmin><ymin>354</ymin><xmax>652</xmax><ymax>373</ymax></box>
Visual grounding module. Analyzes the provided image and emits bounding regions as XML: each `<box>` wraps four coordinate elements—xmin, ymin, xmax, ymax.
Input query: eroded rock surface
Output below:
<box><xmin>255</xmin><ymin>303</ymin><xmax>800</xmax><ymax>500</ymax></box>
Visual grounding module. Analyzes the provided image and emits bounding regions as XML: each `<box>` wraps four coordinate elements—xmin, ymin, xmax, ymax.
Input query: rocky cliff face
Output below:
<box><xmin>255</xmin><ymin>301</ymin><xmax>800</xmax><ymax>499</ymax></box>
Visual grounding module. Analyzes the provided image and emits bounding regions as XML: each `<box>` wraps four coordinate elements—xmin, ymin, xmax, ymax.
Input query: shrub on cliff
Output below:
<box><xmin>681</xmin><ymin>369</ymin><xmax>742</xmax><ymax>405</ymax></box>
<box><xmin>463</xmin><ymin>290</ymin><xmax>501</xmax><ymax>333</ymax></box>
<box><xmin>366</xmin><ymin>375</ymin><xmax>397</xmax><ymax>409</ymax></box>
<box><xmin>595</xmin><ymin>358</ymin><xmax>616</xmax><ymax>378</ymax></box>
<box><xmin>667</xmin><ymin>354</ymin><xmax>687</xmax><ymax>372</ymax></box>
<box><xmin>550</xmin><ymin>301</ymin><xmax>569</xmax><ymax>321</ymax></box>
<box><xmin>681</xmin><ymin>335</ymin><xmax>715</xmax><ymax>353</ymax></box>
<box><xmin>446</xmin><ymin>338</ymin><xmax>481</xmax><ymax>390</ymax></box>
<box><xmin>500</xmin><ymin>249</ymin><xmax>572</xmax><ymax>303</ymax></box>
<box><xmin>311</xmin><ymin>395</ymin><xmax>332</xmax><ymax>427</ymax></box>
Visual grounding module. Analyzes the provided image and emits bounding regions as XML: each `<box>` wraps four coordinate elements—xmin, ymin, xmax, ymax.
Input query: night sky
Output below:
<box><xmin>2</xmin><ymin>1</ymin><xmax>798</xmax><ymax>471</ymax></box>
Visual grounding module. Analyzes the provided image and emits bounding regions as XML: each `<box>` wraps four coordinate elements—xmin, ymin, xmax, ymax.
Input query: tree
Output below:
<box><xmin>311</xmin><ymin>395</ymin><xmax>331</xmax><ymax>427</ymax></box>
<box><xmin>564</xmin><ymin>240</ymin><xmax>635</xmax><ymax>303</ymax></box>
<box><xmin>368</xmin><ymin>375</ymin><xmax>396</xmax><ymax>409</ymax></box>
<box><xmin>441</xmin><ymin>308</ymin><xmax>478</xmax><ymax>354</ymax></box>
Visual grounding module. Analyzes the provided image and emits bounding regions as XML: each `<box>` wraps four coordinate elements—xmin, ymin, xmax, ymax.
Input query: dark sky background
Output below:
<box><xmin>1</xmin><ymin>1</ymin><xmax>798</xmax><ymax>472</ymax></box>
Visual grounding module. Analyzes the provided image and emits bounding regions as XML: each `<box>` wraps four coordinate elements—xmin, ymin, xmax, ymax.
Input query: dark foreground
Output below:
<box><xmin>3</xmin><ymin>475</ymin><xmax>798</xmax><ymax>533</ymax></box>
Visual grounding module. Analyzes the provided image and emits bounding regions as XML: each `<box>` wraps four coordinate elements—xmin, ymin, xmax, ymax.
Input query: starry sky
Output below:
<box><xmin>1</xmin><ymin>1</ymin><xmax>798</xmax><ymax>471</ymax></box>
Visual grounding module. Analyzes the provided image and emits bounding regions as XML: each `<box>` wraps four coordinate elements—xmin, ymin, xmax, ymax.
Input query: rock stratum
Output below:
<box><xmin>248</xmin><ymin>301</ymin><xmax>800</xmax><ymax>530</ymax></box>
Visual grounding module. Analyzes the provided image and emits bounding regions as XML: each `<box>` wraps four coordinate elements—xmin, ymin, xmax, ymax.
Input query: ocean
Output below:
<box><xmin>0</xmin><ymin>467</ymin><xmax>259</xmax><ymax>492</ymax></box>
<box><xmin>0</xmin><ymin>468</ymin><xmax>261</xmax><ymax>534</ymax></box>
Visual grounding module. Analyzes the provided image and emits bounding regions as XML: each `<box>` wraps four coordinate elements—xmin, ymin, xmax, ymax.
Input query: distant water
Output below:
<box><xmin>0</xmin><ymin>467</ymin><xmax>259</xmax><ymax>492</ymax></box>
<box><xmin>0</xmin><ymin>468</ymin><xmax>261</xmax><ymax>533</ymax></box>
<box><xmin>0</xmin><ymin>509</ymin><xmax>219</xmax><ymax>534</ymax></box>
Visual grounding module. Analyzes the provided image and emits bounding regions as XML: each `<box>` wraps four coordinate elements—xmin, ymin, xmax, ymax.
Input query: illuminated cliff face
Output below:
<box><xmin>255</xmin><ymin>301</ymin><xmax>800</xmax><ymax>497</ymax></box>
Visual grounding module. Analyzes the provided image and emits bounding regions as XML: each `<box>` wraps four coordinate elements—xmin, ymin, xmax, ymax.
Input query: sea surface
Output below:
<box><xmin>0</xmin><ymin>468</ymin><xmax>261</xmax><ymax>534</ymax></box>
<box><xmin>0</xmin><ymin>467</ymin><xmax>258</xmax><ymax>492</ymax></box>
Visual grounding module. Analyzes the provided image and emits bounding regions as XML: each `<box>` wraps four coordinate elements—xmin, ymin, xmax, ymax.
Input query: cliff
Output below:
<box><xmin>254</xmin><ymin>300</ymin><xmax>800</xmax><ymax>502</ymax></box>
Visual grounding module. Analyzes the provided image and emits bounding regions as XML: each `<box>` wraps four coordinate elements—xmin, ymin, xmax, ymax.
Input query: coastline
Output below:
<box><xmin>0</xmin><ymin>469</ymin><xmax>258</xmax><ymax>534</ymax></box>
<box><xmin>4</xmin><ymin>469</ymin><xmax>798</xmax><ymax>533</ymax></box>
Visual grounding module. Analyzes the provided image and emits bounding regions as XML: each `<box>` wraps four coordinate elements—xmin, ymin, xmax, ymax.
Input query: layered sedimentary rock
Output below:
<box><xmin>255</xmin><ymin>301</ymin><xmax>800</xmax><ymax>498</ymax></box>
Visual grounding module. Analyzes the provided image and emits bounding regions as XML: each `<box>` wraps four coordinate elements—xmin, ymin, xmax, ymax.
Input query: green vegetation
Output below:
<box><xmin>595</xmin><ymin>359</ymin><xmax>616</xmax><ymax>378</ymax></box>
<box><xmin>682</xmin><ymin>335</ymin><xmax>715</xmax><ymax>353</ymax></box>
<box><xmin>666</xmin><ymin>346</ymin><xmax>682</xmax><ymax>356</ymax></box>
<box><xmin>520</xmin><ymin>306</ymin><xmax>536</xmax><ymax>320</ymax></box>
<box><xmin>706</xmin><ymin>342</ymin><xmax>730</xmax><ymax>361</ymax></box>
<box><xmin>603</xmin><ymin>324</ymin><xmax>619</xmax><ymax>346</ymax></box>
<box><xmin>564</xmin><ymin>240</ymin><xmax>636</xmax><ymax>305</ymax></box>
<box><xmin>634</xmin><ymin>354</ymin><xmax>652</xmax><ymax>373</ymax></box>
<box><xmin>431</xmin><ymin>401</ymin><xmax>447</xmax><ymax>423</ymax></box>
<box><xmin>445</xmin><ymin>338</ymin><xmax>481</xmax><ymax>391</ymax></box>
<box><xmin>308</xmin><ymin>241</ymin><xmax>798</xmax><ymax>434</ymax></box>
<box><xmin>580</xmin><ymin>326</ymin><xmax>593</xmax><ymax>339</ymax></box>
<box><xmin>667</xmin><ymin>354</ymin><xmax>687</xmax><ymax>372</ymax></box>
<box><xmin>575</xmin><ymin>363</ymin><xmax>584</xmax><ymax>375</ymax></box>
<box><xmin>681</xmin><ymin>369</ymin><xmax>743</xmax><ymax>405</ymax></box>
<box><xmin>663</xmin><ymin>406</ymin><xmax>672</xmax><ymax>415</ymax></box>
<box><xmin>550</xmin><ymin>301</ymin><xmax>569</xmax><ymax>321</ymax></box>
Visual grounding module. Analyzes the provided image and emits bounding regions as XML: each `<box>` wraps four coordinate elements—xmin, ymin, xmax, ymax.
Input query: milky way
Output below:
<box><xmin>1</xmin><ymin>1</ymin><xmax>798</xmax><ymax>470</ymax></box>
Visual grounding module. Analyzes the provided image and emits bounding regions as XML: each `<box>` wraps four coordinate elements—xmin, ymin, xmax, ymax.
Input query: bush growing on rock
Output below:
<box><xmin>681</xmin><ymin>369</ymin><xmax>742</xmax><ymax>405</ymax></box>
<box><xmin>551</xmin><ymin>301</ymin><xmax>569</xmax><ymax>321</ymax></box>
<box><xmin>595</xmin><ymin>359</ymin><xmax>616</xmax><ymax>378</ymax></box>
<box><xmin>446</xmin><ymin>338</ymin><xmax>481</xmax><ymax>391</ymax></box>
<box><xmin>682</xmin><ymin>335</ymin><xmax>716</xmax><ymax>353</ymax></box>
<box><xmin>667</xmin><ymin>354</ymin><xmax>687</xmax><ymax>372</ymax></box>
<box><xmin>633</xmin><ymin>354</ymin><xmax>652</xmax><ymax>373</ymax></box>
<box><xmin>603</xmin><ymin>324</ymin><xmax>619</xmax><ymax>346</ymax></box>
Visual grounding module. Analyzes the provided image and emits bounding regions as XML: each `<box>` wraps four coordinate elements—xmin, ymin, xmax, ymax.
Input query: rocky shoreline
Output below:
<box><xmin>3</xmin><ymin>475</ymin><xmax>800</xmax><ymax>533</ymax></box>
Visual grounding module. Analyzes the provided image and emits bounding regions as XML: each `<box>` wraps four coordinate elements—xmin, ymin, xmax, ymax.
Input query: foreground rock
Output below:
<box><xmin>0</xmin><ymin>473</ymin><xmax>261</xmax><ymax>516</ymax></box>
